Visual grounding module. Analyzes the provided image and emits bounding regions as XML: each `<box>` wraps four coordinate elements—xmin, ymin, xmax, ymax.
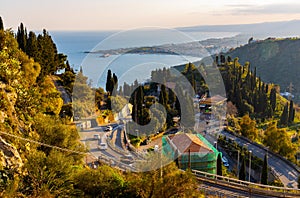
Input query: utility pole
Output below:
<box><xmin>288</xmin><ymin>82</ymin><xmax>294</xmax><ymax>100</ymax></box>
<box><xmin>160</xmin><ymin>148</ymin><xmax>163</xmax><ymax>179</ymax></box>
<box><xmin>237</xmin><ymin>150</ymin><xmax>240</xmax><ymax>178</ymax></box>
<box><xmin>249</xmin><ymin>150</ymin><xmax>252</xmax><ymax>182</ymax></box>
<box><xmin>188</xmin><ymin>149</ymin><xmax>191</xmax><ymax>169</ymax></box>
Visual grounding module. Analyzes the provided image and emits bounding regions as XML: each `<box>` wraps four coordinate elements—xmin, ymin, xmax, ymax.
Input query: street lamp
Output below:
<box><xmin>135</xmin><ymin>129</ymin><xmax>139</xmax><ymax>137</ymax></box>
<box><xmin>249</xmin><ymin>150</ymin><xmax>252</xmax><ymax>182</ymax></box>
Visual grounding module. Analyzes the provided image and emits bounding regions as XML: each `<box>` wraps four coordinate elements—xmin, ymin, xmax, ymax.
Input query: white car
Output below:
<box><xmin>105</xmin><ymin>126</ymin><xmax>113</xmax><ymax>131</ymax></box>
<box><xmin>154</xmin><ymin>145</ymin><xmax>159</xmax><ymax>152</ymax></box>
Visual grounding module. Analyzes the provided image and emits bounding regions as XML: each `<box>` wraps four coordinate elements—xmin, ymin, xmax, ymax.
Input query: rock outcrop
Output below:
<box><xmin>0</xmin><ymin>136</ymin><xmax>23</xmax><ymax>173</ymax></box>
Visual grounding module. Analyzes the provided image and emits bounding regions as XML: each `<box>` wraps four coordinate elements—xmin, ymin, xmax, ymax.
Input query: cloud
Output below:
<box><xmin>229</xmin><ymin>3</ymin><xmax>300</xmax><ymax>15</ymax></box>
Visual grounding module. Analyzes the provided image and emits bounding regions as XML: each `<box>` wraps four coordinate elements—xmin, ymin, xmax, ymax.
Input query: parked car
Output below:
<box><xmin>105</xmin><ymin>126</ymin><xmax>113</xmax><ymax>131</ymax></box>
<box><xmin>120</xmin><ymin>154</ymin><xmax>134</xmax><ymax>164</ymax></box>
<box><xmin>222</xmin><ymin>156</ymin><xmax>229</xmax><ymax>167</ymax></box>
<box><xmin>94</xmin><ymin>134</ymin><xmax>100</xmax><ymax>140</ymax></box>
<box><xmin>154</xmin><ymin>145</ymin><xmax>159</xmax><ymax>152</ymax></box>
<box><xmin>98</xmin><ymin>142</ymin><xmax>107</xmax><ymax>150</ymax></box>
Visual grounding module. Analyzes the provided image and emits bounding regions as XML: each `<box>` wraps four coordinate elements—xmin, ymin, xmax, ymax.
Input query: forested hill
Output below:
<box><xmin>224</xmin><ymin>38</ymin><xmax>300</xmax><ymax>103</ymax></box>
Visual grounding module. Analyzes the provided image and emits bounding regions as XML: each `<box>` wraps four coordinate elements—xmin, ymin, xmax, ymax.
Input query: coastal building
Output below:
<box><xmin>162</xmin><ymin>133</ymin><xmax>220</xmax><ymax>174</ymax></box>
<box><xmin>199</xmin><ymin>95</ymin><xmax>227</xmax><ymax>120</ymax></box>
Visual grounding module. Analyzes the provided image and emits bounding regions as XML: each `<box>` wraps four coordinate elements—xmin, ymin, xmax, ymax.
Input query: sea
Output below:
<box><xmin>51</xmin><ymin>29</ymin><xmax>238</xmax><ymax>88</ymax></box>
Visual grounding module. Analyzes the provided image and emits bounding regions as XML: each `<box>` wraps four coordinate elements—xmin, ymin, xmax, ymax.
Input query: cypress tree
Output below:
<box><xmin>288</xmin><ymin>100</ymin><xmax>294</xmax><ymax>124</ymax></box>
<box><xmin>261</xmin><ymin>154</ymin><xmax>268</xmax><ymax>185</ymax></box>
<box><xmin>106</xmin><ymin>69</ymin><xmax>112</xmax><ymax>94</ymax></box>
<box><xmin>131</xmin><ymin>86</ymin><xmax>147</xmax><ymax>125</ymax></box>
<box><xmin>239</xmin><ymin>155</ymin><xmax>246</xmax><ymax>181</ymax></box>
<box><xmin>159</xmin><ymin>84</ymin><xmax>168</xmax><ymax>109</ymax></box>
<box><xmin>113</xmin><ymin>73</ymin><xmax>118</xmax><ymax>91</ymax></box>
<box><xmin>227</xmin><ymin>56</ymin><xmax>232</xmax><ymax>63</ymax></box>
<box><xmin>220</xmin><ymin>55</ymin><xmax>225</xmax><ymax>64</ymax></box>
<box><xmin>16</xmin><ymin>23</ymin><xmax>27</xmax><ymax>51</ymax></box>
<box><xmin>168</xmin><ymin>89</ymin><xmax>176</xmax><ymax>107</ymax></box>
<box><xmin>215</xmin><ymin>55</ymin><xmax>219</xmax><ymax>65</ymax></box>
<box><xmin>217</xmin><ymin>153</ymin><xmax>223</xmax><ymax>176</ymax></box>
<box><xmin>270</xmin><ymin>88</ymin><xmax>276</xmax><ymax>112</ymax></box>
<box><xmin>0</xmin><ymin>16</ymin><xmax>4</xmax><ymax>30</ymax></box>
<box><xmin>280</xmin><ymin>103</ymin><xmax>289</xmax><ymax>126</ymax></box>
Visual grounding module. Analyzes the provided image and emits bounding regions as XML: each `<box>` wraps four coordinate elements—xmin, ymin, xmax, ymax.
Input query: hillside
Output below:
<box><xmin>224</xmin><ymin>38</ymin><xmax>300</xmax><ymax>104</ymax></box>
<box><xmin>178</xmin><ymin>20</ymin><xmax>300</xmax><ymax>38</ymax></box>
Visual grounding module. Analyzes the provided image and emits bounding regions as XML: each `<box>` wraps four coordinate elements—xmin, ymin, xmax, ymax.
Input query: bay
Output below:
<box><xmin>51</xmin><ymin>30</ymin><xmax>239</xmax><ymax>87</ymax></box>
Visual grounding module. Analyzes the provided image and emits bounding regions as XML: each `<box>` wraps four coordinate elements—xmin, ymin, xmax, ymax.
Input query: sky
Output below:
<box><xmin>2</xmin><ymin>0</ymin><xmax>300</xmax><ymax>31</ymax></box>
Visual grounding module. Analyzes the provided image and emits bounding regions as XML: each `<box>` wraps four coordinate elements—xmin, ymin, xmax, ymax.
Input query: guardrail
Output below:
<box><xmin>106</xmin><ymin>128</ymin><xmax>129</xmax><ymax>156</ymax></box>
<box><xmin>192</xmin><ymin>169</ymin><xmax>300</xmax><ymax>197</ymax></box>
<box><xmin>223</xmin><ymin>129</ymin><xmax>300</xmax><ymax>174</ymax></box>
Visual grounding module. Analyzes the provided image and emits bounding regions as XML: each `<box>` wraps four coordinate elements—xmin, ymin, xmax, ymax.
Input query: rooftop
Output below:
<box><xmin>199</xmin><ymin>95</ymin><xmax>227</xmax><ymax>105</ymax></box>
<box><xmin>168</xmin><ymin>133</ymin><xmax>213</xmax><ymax>154</ymax></box>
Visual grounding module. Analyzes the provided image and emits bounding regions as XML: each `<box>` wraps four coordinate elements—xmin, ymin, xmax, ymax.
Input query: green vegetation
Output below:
<box><xmin>0</xmin><ymin>18</ymin><xmax>205</xmax><ymax>197</ymax></box>
<box><xmin>226</xmin><ymin>38</ymin><xmax>300</xmax><ymax>103</ymax></box>
<box><xmin>1</xmin><ymin>16</ymin><xmax>299</xmax><ymax>196</ymax></box>
<box><xmin>239</xmin><ymin>114</ymin><xmax>258</xmax><ymax>141</ymax></box>
<box><xmin>218</xmin><ymin>136</ymin><xmax>265</xmax><ymax>180</ymax></box>
<box><xmin>263</xmin><ymin>121</ymin><xmax>297</xmax><ymax>160</ymax></box>
<box><xmin>211</xmin><ymin>56</ymin><xmax>299</xmax><ymax>163</ymax></box>
<box><xmin>0</xmin><ymin>17</ymin><xmax>3</xmax><ymax>30</ymax></box>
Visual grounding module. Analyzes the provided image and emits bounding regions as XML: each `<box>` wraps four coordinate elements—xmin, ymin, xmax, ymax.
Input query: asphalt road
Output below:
<box><xmin>221</xmin><ymin>130</ymin><xmax>299</xmax><ymax>189</ymax></box>
<box><xmin>79</xmin><ymin>125</ymin><xmax>137</xmax><ymax>171</ymax></box>
<box><xmin>79</xmin><ymin>126</ymin><xmax>123</xmax><ymax>163</ymax></box>
<box><xmin>79</xmin><ymin>115</ymin><xmax>299</xmax><ymax>189</ymax></box>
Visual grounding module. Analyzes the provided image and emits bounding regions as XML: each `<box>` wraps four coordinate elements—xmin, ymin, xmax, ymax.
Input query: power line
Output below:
<box><xmin>0</xmin><ymin>131</ymin><xmax>87</xmax><ymax>155</ymax></box>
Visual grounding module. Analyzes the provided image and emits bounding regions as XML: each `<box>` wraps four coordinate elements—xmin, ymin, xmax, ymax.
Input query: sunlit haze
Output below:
<box><xmin>2</xmin><ymin>0</ymin><xmax>300</xmax><ymax>30</ymax></box>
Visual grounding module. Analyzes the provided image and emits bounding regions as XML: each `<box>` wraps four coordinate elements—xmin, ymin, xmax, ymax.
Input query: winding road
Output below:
<box><xmin>221</xmin><ymin>130</ymin><xmax>299</xmax><ymax>188</ymax></box>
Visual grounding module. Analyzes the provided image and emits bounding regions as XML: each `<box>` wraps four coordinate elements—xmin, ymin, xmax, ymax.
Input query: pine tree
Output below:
<box><xmin>26</xmin><ymin>31</ymin><xmax>39</xmax><ymax>59</ymax></box>
<box><xmin>280</xmin><ymin>103</ymin><xmax>289</xmax><ymax>126</ymax></box>
<box><xmin>36</xmin><ymin>29</ymin><xmax>67</xmax><ymax>81</ymax></box>
<box><xmin>261</xmin><ymin>154</ymin><xmax>268</xmax><ymax>185</ymax></box>
<box><xmin>217</xmin><ymin>153</ymin><xmax>223</xmax><ymax>176</ymax></box>
<box><xmin>0</xmin><ymin>16</ymin><xmax>4</xmax><ymax>30</ymax></box>
<box><xmin>239</xmin><ymin>155</ymin><xmax>246</xmax><ymax>181</ymax></box>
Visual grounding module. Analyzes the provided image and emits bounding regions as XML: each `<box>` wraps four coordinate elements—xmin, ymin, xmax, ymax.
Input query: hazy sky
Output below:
<box><xmin>2</xmin><ymin>0</ymin><xmax>300</xmax><ymax>31</ymax></box>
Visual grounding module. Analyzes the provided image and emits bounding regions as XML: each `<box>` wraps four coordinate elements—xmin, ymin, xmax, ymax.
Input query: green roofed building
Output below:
<box><xmin>162</xmin><ymin>133</ymin><xmax>220</xmax><ymax>174</ymax></box>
